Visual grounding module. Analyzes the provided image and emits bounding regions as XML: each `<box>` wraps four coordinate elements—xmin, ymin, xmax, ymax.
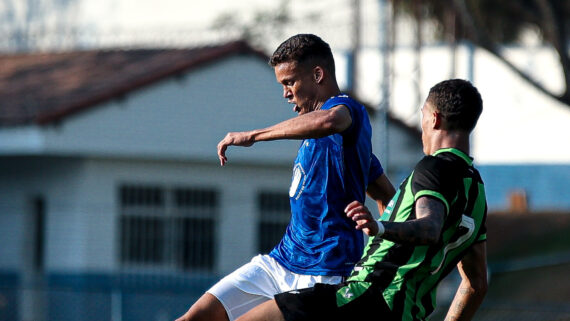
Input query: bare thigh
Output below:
<box><xmin>235</xmin><ymin>300</ymin><xmax>285</xmax><ymax>321</ymax></box>
<box><xmin>175</xmin><ymin>292</ymin><xmax>229</xmax><ymax>321</ymax></box>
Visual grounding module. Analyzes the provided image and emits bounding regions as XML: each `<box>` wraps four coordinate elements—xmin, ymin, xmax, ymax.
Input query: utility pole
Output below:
<box><xmin>347</xmin><ymin>0</ymin><xmax>361</xmax><ymax>94</ymax></box>
<box><xmin>413</xmin><ymin>0</ymin><xmax>423</xmax><ymax>113</ymax></box>
<box><xmin>378</xmin><ymin>0</ymin><xmax>392</xmax><ymax>174</ymax></box>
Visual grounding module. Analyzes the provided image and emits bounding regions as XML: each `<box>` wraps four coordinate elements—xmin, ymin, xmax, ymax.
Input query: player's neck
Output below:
<box><xmin>320</xmin><ymin>81</ymin><xmax>341</xmax><ymax>99</ymax></box>
<box><xmin>429</xmin><ymin>132</ymin><xmax>470</xmax><ymax>155</ymax></box>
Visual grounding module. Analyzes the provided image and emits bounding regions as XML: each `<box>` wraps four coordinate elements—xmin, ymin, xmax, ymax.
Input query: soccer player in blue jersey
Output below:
<box><xmin>175</xmin><ymin>34</ymin><xmax>395</xmax><ymax>321</ymax></box>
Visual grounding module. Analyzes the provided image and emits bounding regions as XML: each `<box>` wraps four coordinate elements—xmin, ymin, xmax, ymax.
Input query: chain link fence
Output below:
<box><xmin>0</xmin><ymin>273</ymin><xmax>219</xmax><ymax>321</ymax></box>
<box><xmin>2</xmin><ymin>271</ymin><xmax>570</xmax><ymax>321</ymax></box>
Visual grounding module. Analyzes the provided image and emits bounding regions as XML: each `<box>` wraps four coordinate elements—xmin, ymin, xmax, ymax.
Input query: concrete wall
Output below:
<box><xmin>0</xmin><ymin>155</ymin><xmax>294</xmax><ymax>274</ymax></box>
<box><xmin>0</xmin><ymin>157</ymin><xmax>84</xmax><ymax>271</ymax></box>
<box><xmin>354</xmin><ymin>44</ymin><xmax>570</xmax><ymax>165</ymax></box>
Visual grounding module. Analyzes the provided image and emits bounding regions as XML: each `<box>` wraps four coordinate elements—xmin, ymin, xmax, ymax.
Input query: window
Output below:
<box><xmin>28</xmin><ymin>196</ymin><xmax>46</xmax><ymax>272</ymax></box>
<box><xmin>119</xmin><ymin>185</ymin><xmax>218</xmax><ymax>270</ymax></box>
<box><xmin>257</xmin><ymin>192</ymin><xmax>290</xmax><ymax>253</ymax></box>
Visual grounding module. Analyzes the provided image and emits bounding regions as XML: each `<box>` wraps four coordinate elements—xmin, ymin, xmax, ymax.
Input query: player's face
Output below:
<box><xmin>420</xmin><ymin>101</ymin><xmax>435</xmax><ymax>155</ymax></box>
<box><xmin>274</xmin><ymin>61</ymin><xmax>319</xmax><ymax>115</ymax></box>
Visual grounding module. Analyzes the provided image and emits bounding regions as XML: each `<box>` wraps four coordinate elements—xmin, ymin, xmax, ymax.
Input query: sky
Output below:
<box><xmin>1</xmin><ymin>0</ymin><xmax>389</xmax><ymax>54</ymax></box>
<box><xmin>69</xmin><ymin>0</ymin><xmax>382</xmax><ymax>52</ymax></box>
<box><xmin>81</xmin><ymin>0</ymin><xmax>274</xmax><ymax>30</ymax></box>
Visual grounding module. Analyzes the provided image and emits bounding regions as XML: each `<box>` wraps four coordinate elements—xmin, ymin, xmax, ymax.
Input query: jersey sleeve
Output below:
<box><xmin>411</xmin><ymin>156</ymin><xmax>459</xmax><ymax>216</ymax></box>
<box><xmin>323</xmin><ymin>96</ymin><xmax>363</xmax><ymax>145</ymax></box>
<box><xmin>368</xmin><ymin>153</ymin><xmax>385</xmax><ymax>182</ymax></box>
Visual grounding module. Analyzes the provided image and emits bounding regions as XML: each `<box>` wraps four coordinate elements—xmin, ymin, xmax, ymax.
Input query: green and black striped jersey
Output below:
<box><xmin>347</xmin><ymin>148</ymin><xmax>487</xmax><ymax>321</ymax></box>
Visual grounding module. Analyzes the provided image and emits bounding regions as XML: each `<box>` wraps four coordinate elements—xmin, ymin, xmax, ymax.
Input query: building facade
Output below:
<box><xmin>0</xmin><ymin>41</ymin><xmax>422</xmax><ymax>321</ymax></box>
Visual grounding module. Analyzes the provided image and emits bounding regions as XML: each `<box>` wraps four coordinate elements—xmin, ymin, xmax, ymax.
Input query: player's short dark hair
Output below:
<box><xmin>269</xmin><ymin>34</ymin><xmax>336</xmax><ymax>76</ymax></box>
<box><xmin>427</xmin><ymin>79</ymin><xmax>483</xmax><ymax>132</ymax></box>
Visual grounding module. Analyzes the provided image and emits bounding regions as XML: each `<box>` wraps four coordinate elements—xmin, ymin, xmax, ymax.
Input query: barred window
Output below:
<box><xmin>257</xmin><ymin>192</ymin><xmax>290</xmax><ymax>253</ymax></box>
<box><xmin>119</xmin><ymin>185</ymin><xmax>218</xmax><ymax>270</ymax></box>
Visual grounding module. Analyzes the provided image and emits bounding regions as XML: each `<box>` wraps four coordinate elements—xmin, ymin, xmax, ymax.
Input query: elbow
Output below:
<box><xmin>467</xmin><ymin>273</ymin><xmax>488</xmax><ymax>298</ymax></box>
<box><xmin>319</xmin><ymin>109</ymin><xmax>351</xmax><ymax>134</ymax></box>
<box><xmin>476</xmin><ymin>266</ymin><xmax>489</xmax><ymax>294</ymax></box>
<box><xmin>473</xmin><ymin>277</ymin><xmax>489</xmax><ymax>297</ymax></box>
<box><xmin>319</xmin><ymin>116</ymin><xmax>344</xmax><ymax>134</ymax></box>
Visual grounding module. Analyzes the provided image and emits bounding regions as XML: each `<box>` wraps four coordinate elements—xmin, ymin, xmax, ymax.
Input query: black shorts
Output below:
<box><xmin>274</xmin><ymin>282</ymin><xmax>395</xmax><ymax>321</ymax></box>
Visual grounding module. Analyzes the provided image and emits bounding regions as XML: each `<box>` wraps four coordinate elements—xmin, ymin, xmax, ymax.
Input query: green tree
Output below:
<box><xmin>393</xmin><ymin>0</ymin><xmax>570</xmax><ymax>106</ymax></box>
<box><xmin>211</xmin><ymin>1</ymin><xmax>291</xmax><ymax>51</ymax></box>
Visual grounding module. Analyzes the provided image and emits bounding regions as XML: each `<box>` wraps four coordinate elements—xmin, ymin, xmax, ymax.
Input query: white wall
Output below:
<box><xmin>86</xmin><ymin>158</ymin><xmax>293</xmax><ymax>274</ymax></box>
<box><xmin>0</xmin><ymin>157</ymin><xmax>85</xmax><ymax>270</ymax></box>
<box><xmin>37</xmin><ymin>55</ymin><xmax>300</xmax><ymax>165</ymax></box>
<box><xmin>0</xmin><ymin>155</ymin><xmax>295</xmax><ymax>274</ymax></box>
<box><xmin>355</xmin><ymin>44</ymin><xmax>570</xmax><ymax>165</ymax></box>
<box><xmin>473</xmin><ymin>49</ymin><xmax>570</xmax><ymax>164</ymax></box>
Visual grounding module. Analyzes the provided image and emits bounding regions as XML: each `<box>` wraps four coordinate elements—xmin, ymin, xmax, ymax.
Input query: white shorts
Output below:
<box><xmin>207</xmin><ymin>254</ymin><xmax>344</xmax><ymax>321</ymax></box>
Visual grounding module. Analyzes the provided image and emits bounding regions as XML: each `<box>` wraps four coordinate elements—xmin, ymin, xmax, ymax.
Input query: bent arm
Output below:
<box><xmin>381</xmin><ymin>196</ymin><xmax>445</xmax><ymax>245</ymax></box>
<box><xmin>217</xmin><ymin>105</ymin><xmax>351</xmax><ymax>166</ymax></box>
<box><xmin>366</xmin><ymin>173</ymin><xmax>396</xmax><ymax>214</ymax></box>
<box><xmin>346</xmin><ymin>196</ymin><xmax>444</xmax><ymax>243</ymax></box>
<box><xmin>445</xmin><ymin>241</ymin><xmax>488</xmax><ymax>321</ymax></box>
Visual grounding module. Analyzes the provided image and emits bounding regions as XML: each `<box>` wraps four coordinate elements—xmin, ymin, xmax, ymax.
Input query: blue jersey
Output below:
<box><xmin>369</xmin><ymin>153</ymin><xmax>384</xmax><ymax>182</ymax></box>
<box><xmin>269</xmin><ymin>95</ymin><xmax>374</xmax><ymax>276</ymax></box>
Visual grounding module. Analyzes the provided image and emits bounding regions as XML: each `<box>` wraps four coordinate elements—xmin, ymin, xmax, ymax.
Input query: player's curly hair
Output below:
<box><xmin>427</xmin><ymin>79</ymin><xmax>483</xmax><ymax>132</ymax></box>
<box><xmin>269</xmin><ymin>34</ymin><xmax>336</xmax><ymax>76</ymax></box>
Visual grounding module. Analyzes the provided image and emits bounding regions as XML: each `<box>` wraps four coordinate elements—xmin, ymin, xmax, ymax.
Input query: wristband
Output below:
<box><xmin>377</xmin><ymin>221</ymin><xmax>385</xmax><ymax>237</ymax></box>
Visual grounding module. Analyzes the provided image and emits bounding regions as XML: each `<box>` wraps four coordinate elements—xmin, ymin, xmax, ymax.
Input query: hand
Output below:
<box><xmin>345</xmin><ymin>200</ymin><xmax>379</xmax><ymax>236</ymax></box>
<box><xmin>217</xmin><ymin>131</ymin><xmax>254</xmax><ymax>166</ymax></box>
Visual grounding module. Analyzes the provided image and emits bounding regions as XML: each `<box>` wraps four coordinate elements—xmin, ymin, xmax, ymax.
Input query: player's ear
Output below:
<box><xmin>433</xmin><ymin>111</ymin><xmax>443</xmax><ymax>129</ymax></box>
<box><xmin>313</xmin><ymin>66</ymin><xmax>324</xmax><ymax>84</ymax></box>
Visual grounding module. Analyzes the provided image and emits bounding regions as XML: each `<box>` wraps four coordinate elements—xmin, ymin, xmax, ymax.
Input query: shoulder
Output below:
<box><xmin>323</xmin><ymin>95</ymin><xmax>369</xmax><ymax>136</ymax></box>
<box><xmin>322</xmin><ymin>95</ymin><xmax>363</xmax><ymax>112</ymax></box>
<box><xmin>415</xmin><ymin>153</ymin><xmax>463</xmax><ymax>174</ymax></box>
<box><xmin>412</xmin><ymin>155</ymin><xmax>459</xmax><ymax>191</ymax></box>
<box><xmin>414</xmin><ymin>155</ymin><xmax>443</xmax><ymax>174</ymax></box>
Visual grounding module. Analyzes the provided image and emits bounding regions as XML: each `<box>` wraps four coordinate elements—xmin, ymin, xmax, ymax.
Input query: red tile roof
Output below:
<box><xmin>0</xmin><ymin>41</ymin><xmax>267</xmax><ymax>126</ymax></box>
<box><xmin>0</xmin><ymin>41</ymin><xmax>420</xmax><ymax>138</ymax></box>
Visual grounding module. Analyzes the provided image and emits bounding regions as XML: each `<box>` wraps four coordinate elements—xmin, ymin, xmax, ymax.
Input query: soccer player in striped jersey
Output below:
<box><xmin>237</xmin><ymin>79</ymin><xmax>488</xmax><ymax>321</ymax></box>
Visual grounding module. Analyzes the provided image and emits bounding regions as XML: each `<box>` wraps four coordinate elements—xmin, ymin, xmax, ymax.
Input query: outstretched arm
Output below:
<box><xmin>445</xmin><ymin>241</ymin><xmax>488</xmax><ymax>321</ymax></box>
<box><xmin>217</xmin><ymin>105</ymin><xmax>351</xmax><ymax>166</ymax></box>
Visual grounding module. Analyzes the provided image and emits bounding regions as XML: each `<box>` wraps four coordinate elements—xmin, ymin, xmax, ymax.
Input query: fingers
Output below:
<box><xmin>217</xmin><ymin>133</ymin><xmax>236</xmax><ymax>166</ymax></box>
<box><xmin>217</xmin><ymin>141</ymin><xmax>228</xmax><ymax>166</ymax></box>
<box><xmin>345</xmin><ymin>200</ymin><xmax>379</xmax><ymax>236</ymax></box>
<box><xmin>350</xmin><ymin>212</ymin><xmax>372</xmax><ymax>223</ymax></box>
<box><xmin>353</xmin><ymin>216</ymin><xmax>380</xmax><ymax>236</ymax></box>
<box><xmin>352</xmin><ymin>216</ymin><xmax>379</xmax><ymax>236</ymax></box>
<box><xmin>216</xmin><ymin>132</ymin><xmax>247</xmax><ymax>166</ymax></box>
<box><xmin>345</xmin><ymin>201</ymin><xmax>371</xmax><ymax>225</ymax></box>
<box><xmin>345</xmin><ymin>200</ymin><xmax>368</xmax><ymax>218</ymax></box>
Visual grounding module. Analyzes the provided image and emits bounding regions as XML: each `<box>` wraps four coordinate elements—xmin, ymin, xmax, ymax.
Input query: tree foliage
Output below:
<box><xmin>211</xmin><ymin>1</ymin><xmax>291</xmax><ymax>51</ymax></box>
<box><xmin>1</xmin><ymin>0</ymin><xmax>78</xmax><ymax>52</ymax></box>
<box><xmin>393</xmin><ymin>0</ymin><xmax>570</xmax><ymax>106</ymax></box>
